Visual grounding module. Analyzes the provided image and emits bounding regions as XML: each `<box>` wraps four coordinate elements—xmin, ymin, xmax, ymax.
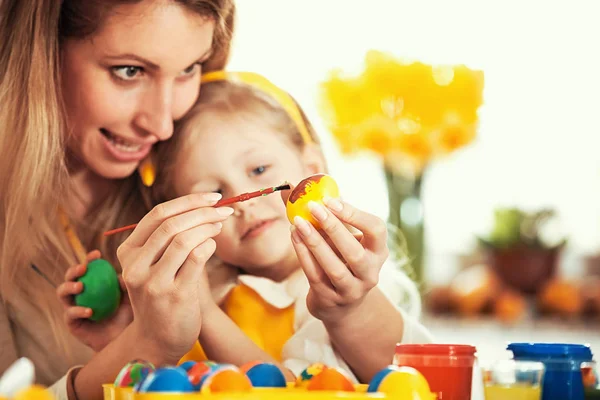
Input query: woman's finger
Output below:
<box><xmin>64</xmin><ymin>264</ymin><xmax>86</xmax><ymax>282</ymax></box>
<box><xmin>85</xmin><ymin>250</ymin><xmax>102</xmax><ymax>262</ymax></box>
<box><xmin>126</xmin><ymin>192</ymin><xmax>223</xmax><ymax>247</ymax></box>
<box><xmin>152</xmin><ymin>222</ymin><xmax>223</xmax><ymax>283</ymax></box>
<box><xmin>144</xmin><ymin>206</ymin><xmax>232</xmax><ymax>264</ymax></box>
<box><xmin>174</xmin><ymin>239</ymin><xmax>217</xmax><ymax>289</ymax></box>
<box><xmin>56</xmin><ymin>281</ymin><xmax>84</xmax><ymax>308</ymax></box>
<box><xmin>65</xmin><ymin>306</ymin><xmax>93</xmax><ymax>323</ymax></box>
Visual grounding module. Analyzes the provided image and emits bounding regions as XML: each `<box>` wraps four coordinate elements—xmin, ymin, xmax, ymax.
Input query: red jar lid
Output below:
<box><xmin>396</xmin><ymin>344</ymin><xmax>477</xmax><ymax>356</ymax></box>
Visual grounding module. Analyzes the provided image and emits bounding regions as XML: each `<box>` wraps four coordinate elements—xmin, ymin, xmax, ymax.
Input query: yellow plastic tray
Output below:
<box><xmin>102</xmin><ymin>384</ymin><xmax>393</xmax><ymax>400</ymax></box>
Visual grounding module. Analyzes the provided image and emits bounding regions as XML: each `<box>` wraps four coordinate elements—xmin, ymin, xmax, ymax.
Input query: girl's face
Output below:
<box><xmin>173</xmin><ymin>112</ymin><xmax>322</xmax><ymax>280</ymax></box>
<box><xmin>61</xmin><ymin>1</ymin><xmax>215</xmax><ymax>179</ymax></box>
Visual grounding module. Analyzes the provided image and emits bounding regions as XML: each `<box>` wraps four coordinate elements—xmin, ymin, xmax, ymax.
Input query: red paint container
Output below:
<box><xmin>394</xmin><ymin>344</ymin><xmax>477</xmax><ymax>400</ymax></box>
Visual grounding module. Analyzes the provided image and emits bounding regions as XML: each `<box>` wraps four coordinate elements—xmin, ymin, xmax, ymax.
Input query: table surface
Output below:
<box><xmin>421</xmin><ymin>314</ymin><xmax>600</xmax><ymax>366</ymax></box>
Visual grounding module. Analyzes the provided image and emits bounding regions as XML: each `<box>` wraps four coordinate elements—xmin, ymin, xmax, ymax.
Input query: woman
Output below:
<box><xmin>0</xmin><ymin>1</ymin><xmax>235</xmax><ymax>399</ymax></box>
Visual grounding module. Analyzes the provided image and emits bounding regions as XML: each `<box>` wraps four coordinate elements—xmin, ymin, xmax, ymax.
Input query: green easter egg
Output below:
<box><xmin>75</xmin><ymin>258</ymin><xmax>121</xmax><ymax>322</ymax></box>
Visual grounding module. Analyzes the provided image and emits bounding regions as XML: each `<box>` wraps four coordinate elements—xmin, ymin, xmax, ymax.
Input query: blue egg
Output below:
<box><xmin>245</xmin><ymin>363</ymin><xmax>287</xmax><ymax>388</ymax></box>
<box><xmin>179</xmin><ymin>361</ymin><xmax>197</xmax><ymax>372</ymax></box>
<box><xmin>367</xmin><ymin>366</ymin><xmax>397</xmax><ymax>392</ymax></box>
<box><xmin>135</xmin><ymin>367</ymin><xmax>195</xmax><ymax>393</ymax></box>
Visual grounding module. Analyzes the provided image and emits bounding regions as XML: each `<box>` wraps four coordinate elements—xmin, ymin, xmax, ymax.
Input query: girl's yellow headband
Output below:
<box><xmin>201</xmin><ymin>71</ymin><xmax>314</xmax><ymax>145</ymax></box>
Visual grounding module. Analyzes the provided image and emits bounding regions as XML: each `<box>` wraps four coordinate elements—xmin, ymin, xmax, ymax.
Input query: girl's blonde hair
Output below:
<box><xmin>0</xmin><ymin>0</ymin><xmax>235</xmax><ymax>358</ymax></box>
<box><xmin>150</xmin><ymin>77</ymin><xmax>323</xmax><ymax>203</ymax></box>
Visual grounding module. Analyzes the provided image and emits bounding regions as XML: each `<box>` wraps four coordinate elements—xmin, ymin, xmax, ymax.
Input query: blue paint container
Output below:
<box><xmin>508</xmin><ymin>343</ymin><xmax>593</xmax><ymax>400</ymax></box>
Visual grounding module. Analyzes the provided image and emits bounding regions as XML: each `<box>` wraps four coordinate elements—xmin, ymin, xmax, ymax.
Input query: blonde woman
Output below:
<box><xmin>0</xmin><ymin>1</ymin><xmax>235</xmax><ymax>399</ymax></box>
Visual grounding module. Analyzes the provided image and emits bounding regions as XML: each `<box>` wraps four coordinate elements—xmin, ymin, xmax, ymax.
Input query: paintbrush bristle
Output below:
<box><xmin>275</xmin><ymin>183</ymin><xmax>291</xmax><ymax>191</ymax></box>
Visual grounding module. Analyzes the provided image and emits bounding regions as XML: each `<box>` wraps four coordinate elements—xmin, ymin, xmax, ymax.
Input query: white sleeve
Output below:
<box><xmin>47</xmin><ymin>373</ymin><xmax>69</xmax><ymax>400</ymax></box>
<box><xmin>280</xmin><ymin>316</ymin><xmax>358</xmax><ymax>383</ymax></box>
<box><xmin>377</xmin><ymin>258</ymin><xmax>435</xmax><ymax>343</ymax></box>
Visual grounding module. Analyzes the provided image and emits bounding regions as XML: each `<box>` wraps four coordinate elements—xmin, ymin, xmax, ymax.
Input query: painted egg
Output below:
<box><xmin>200</xmin><ymin>366</ymin><xmax>252</xmax><ymax>394</ymax></box>
<box><xmin>114</xmin><ymin>360</ymin><xmax>155</xmax><ymax>387</ymax></box>
<box><xmin>307</xmin><ymin>367</ymin><xmax>355</xmax><ymax>392</ymax></box>
<box><xmin>286</xmin><ymin>174</ymin><xmax>340</xmax><ymax>229</ymax></box>
<box><xmin>75</xmin><ymin>258</ymin><xmax>121</xmax><ymax>321</ymax></box>
<box><xmin>188</xmin><ymin>361</ymin><xmax>220</xmax><ymax>390</ymax></box>
<box><xmin>295</xmin><ymin>363</ymin><xmax>328</xmax><ymax>388</ymax></box>
<box><xmin>135</xmin><ymin>367</ymin><xmax>194</xmax><ymax>393</ymax></box>
<box><xmin>241</xmin><ymin>362</ymin><xmax>287</xmax><ymax>388</ymax></box>
<box><xmin>13</xmin><ymin>385</ymin><xmax>54</xmax><ymax>400</ymax></box>
<box><xmin>367</xmin><ymin>365</ymin><xmax>434</xmax><ymax>399</ymax></box>
<box><xmin>178</xmin><ymin>361</ymin><xmax>197</xmax><ymax>372</ymax></box>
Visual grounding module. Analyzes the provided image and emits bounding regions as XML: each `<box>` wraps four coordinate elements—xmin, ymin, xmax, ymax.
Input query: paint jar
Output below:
<box><xmin>507</xmin><ymin>343</ymin><xmax>594</xmax><ymax>400</ymax></box>
<box><xmin>394</xmin><ymin>344</ymin><xmax>477</xmax><ymax>400</ymax></box>
<box><xmin>582</xmin><ymin>361</ymin><xmax>600</xmax><ymax>400</ymax></box>
<box><xmin>483</xmin><ymin>359</ymin><xmax>544</xmax><ymax>400</ymax></box>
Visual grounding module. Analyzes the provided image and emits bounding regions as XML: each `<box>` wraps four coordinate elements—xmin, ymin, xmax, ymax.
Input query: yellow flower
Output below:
<box><xmin>318</xmin><ymin>50</ymin><xmax>484</xmax><ymax>174</ymax></box>
<box><xmin>435</xmin><ymin>123</ymin><xmax>477</xmax><ymax>154</ymax></box>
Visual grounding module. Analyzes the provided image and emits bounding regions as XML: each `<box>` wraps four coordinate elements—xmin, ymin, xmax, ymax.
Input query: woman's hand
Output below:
<box><xmin>56</xmin><ymin>250</ymin><xmax>133</xmax><ymax>352</ymax></box>
<box><xmin>116</xmin><ymin>192</ymin><xmax>233</xmax><ymax>363</ymax></box>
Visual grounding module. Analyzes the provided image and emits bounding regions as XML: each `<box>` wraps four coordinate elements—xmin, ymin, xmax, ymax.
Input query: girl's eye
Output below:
<box><xmin>111</xmin><ymin>66</ymin><xmax>143</xmax><ymax>81</ymax></box>
<box><xmin>250</xmin><ymin>165</ymin><xmax>269</xmax><ymax>176</ymax></box>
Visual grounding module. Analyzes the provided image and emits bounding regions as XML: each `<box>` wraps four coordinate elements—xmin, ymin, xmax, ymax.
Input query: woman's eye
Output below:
<box><xmin>111</xmin><ymin>66</ymin><xmax>143</xmax><ymax>81</ymax></box>
<box><xmin>180</xmin><ymin>63</ymin><xmax>201</xmax><ymax>77</ymax></box>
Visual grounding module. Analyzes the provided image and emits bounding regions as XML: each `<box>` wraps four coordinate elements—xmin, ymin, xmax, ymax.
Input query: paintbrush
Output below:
<box><xmin>103</xmin><ymin>183</ymin><xmax>291</xmax><ymax>237</ymax></box>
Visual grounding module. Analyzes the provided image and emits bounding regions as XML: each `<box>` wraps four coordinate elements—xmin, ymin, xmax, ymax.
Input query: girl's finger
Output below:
<box><xmin>291</xmin><ymin>226</ymin><xmax>338</xmax><ymax>296</ymax></box>
<box><xmin>293</xmin><ymin>216</ymin><xmax>359</xmax><ymax>294</ymax></box>
<box><xmin>323</xmin><ymin>197</ymin><xmax>388</xmax><ymax>255</ymax></box>
<box><xmin>307</xmin><ymin>201</ymin><xmax>370</xmax><ymax>278</ymax></box>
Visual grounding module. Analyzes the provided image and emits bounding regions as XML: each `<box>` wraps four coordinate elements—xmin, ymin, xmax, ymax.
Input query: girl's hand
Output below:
<box><xmin>289</xmin><ymin>196</ymin><xmax>389</xmax><ymax>323</ymax></box>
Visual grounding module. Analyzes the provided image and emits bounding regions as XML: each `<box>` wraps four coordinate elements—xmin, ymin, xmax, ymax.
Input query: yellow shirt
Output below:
<box><xmin>179</xmin><ymin>278</ymin><xmax>295</xmax><ymax>364</ymax></box>
<box><xmin>180</xmin><ymin>261</ymin><xmax>433</xmax><ymax>381</ymax></box>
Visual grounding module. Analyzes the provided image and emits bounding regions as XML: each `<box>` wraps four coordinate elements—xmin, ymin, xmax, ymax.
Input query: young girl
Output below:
<box><xmin>62</xmin><ymin>71</ymin><xmax>433</xmax><ymax>383</ymax></box>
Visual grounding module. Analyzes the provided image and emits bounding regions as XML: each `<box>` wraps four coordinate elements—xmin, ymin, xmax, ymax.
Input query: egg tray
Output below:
<box><xmin>103</xmin><ymin>384</ymin><xmax>397</xmax><ymax>400</ymax></box>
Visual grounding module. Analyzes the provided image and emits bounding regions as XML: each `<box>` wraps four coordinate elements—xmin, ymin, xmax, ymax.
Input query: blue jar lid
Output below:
<box><xmin>507</xmin><ymin>343</ymin><xmax>593</xmax><ymax>360</ymax></box>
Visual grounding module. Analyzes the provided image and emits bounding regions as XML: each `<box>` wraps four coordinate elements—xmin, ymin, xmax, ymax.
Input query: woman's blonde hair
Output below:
<box><xmin>0</xmin><ymin>0</ymin><xmax>235</xmax><ymax>356</ymax></box>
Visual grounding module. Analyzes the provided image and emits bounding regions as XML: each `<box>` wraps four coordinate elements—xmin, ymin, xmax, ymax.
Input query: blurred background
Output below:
<box><xmin>227</xmin><ymin>1</ymin><xmax>600</xmax><ymax>364</ymax></box>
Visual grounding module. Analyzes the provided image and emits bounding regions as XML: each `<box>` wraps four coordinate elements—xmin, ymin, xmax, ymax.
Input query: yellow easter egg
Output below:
<box><xmin>376</xmin><ymin>366</ymin><xmax>435</xmax><ymax>399</ymax></box>
<box><xmin>14</xmin><ymin>385</ymin><xmax>55</xmax><ymax>400</ymax></box>
<box><xmin>286</xmin><ymin>174</ymin><xmax>340</xmax><ymax>229</ymax></box>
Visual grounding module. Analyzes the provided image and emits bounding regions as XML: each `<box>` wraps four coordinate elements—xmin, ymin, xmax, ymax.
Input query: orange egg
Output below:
<box><xmin>200</xmin><ymin>368</ymin><xmax>252</xmax><ymax>394</ymax></box>
<box><xmin>306</xmin><ymin>367</ymin><xmax>355</xmax><ymax>392</ymax></box>
<box><xmin>286</xmin><ymin>174</ymin><xmax>340</xmax><ymax>229</ymax></box>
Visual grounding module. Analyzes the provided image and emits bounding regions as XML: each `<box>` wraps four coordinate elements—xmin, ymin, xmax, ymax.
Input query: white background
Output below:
<box><xmin>228</xmin><ymin>1</ymin><xmax>600</xmax><ymax>283</ymax></box>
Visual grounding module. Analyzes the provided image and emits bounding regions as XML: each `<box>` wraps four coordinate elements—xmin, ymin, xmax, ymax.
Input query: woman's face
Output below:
<box><xmin>61</xmin><ymin>1</ymin><xmax>215</xmax><ymax>179</ymax></box>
